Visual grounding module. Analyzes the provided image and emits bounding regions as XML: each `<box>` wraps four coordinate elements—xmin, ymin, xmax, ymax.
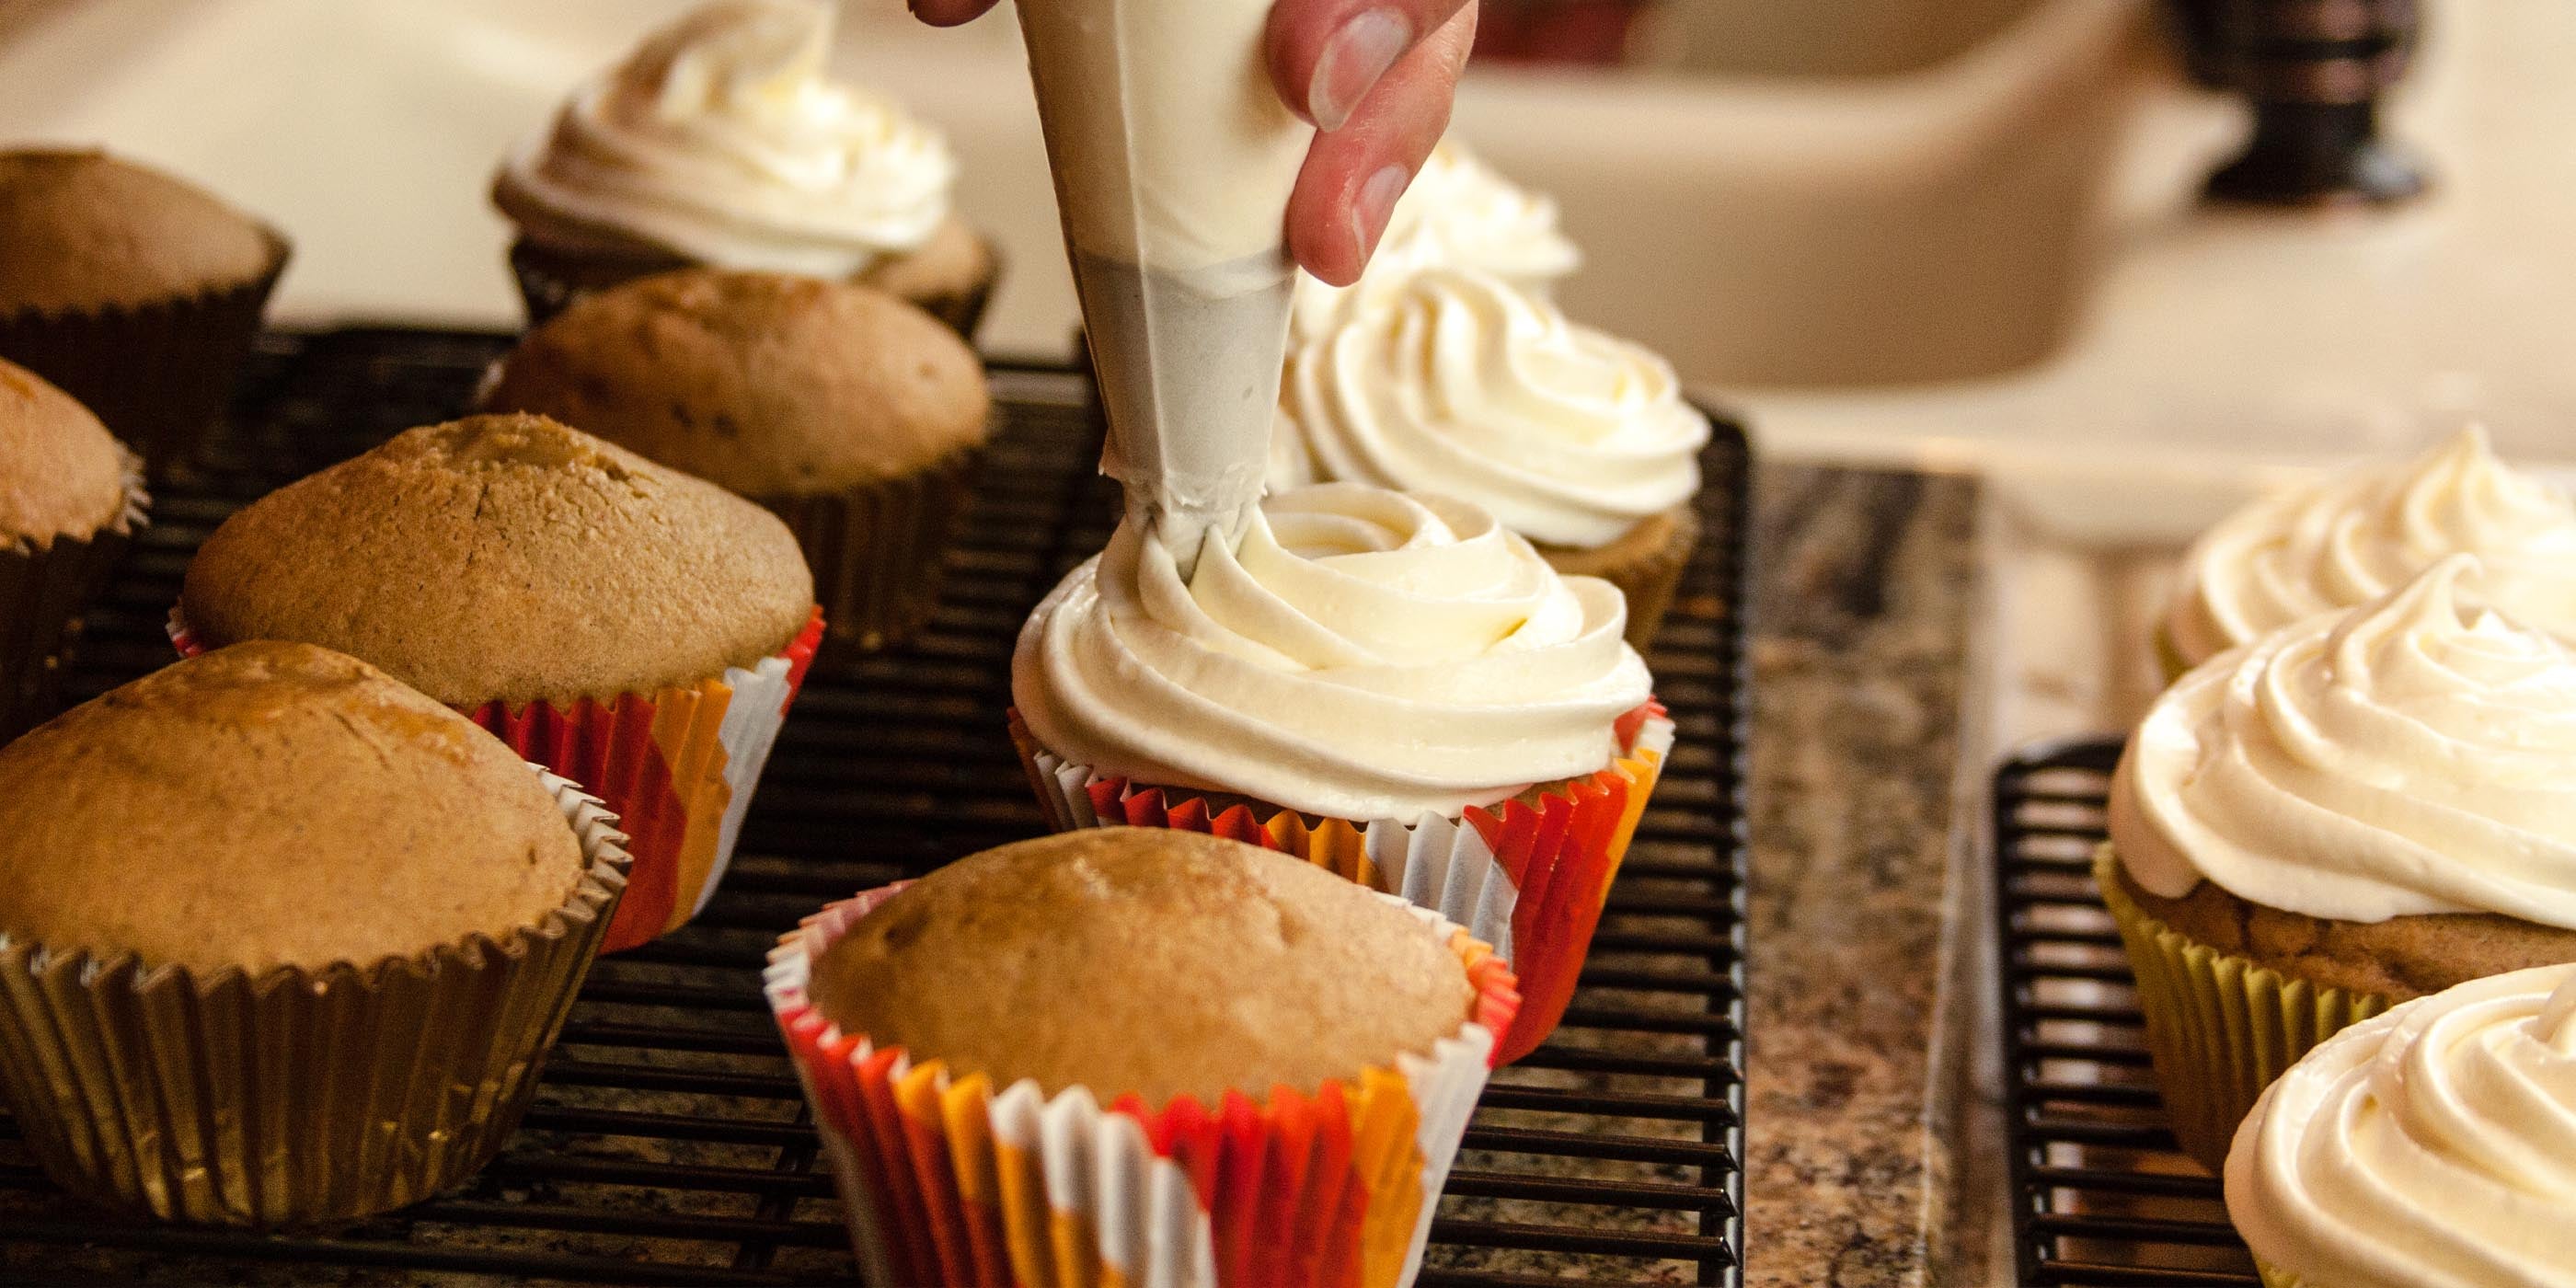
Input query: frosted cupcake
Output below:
<box><xmin>1272</xmin><ymin>268</ymin><xmax>1709</xmax><ymax>647</ymax></box>
<box><xmin>492</xmin><ymin>0</ymin><xmax>997</xmax><ymax>335</ymax></box>
<box><xmin>2104</xmin><ymin>556</ymin><xmax>2576</xmax><ymax>1170</ymax></box>
<box><xmin>1011</xmin><ymin>483</ymin><xmax>1671</xmax><ymax>1062</ymax></box>
<box><xmin>2159</xmin><ymin>426</ymin><xmax>2576</xmax><ymax>678</ymax></box>
<box><xmin>1291</xmin><ymin>142</ymin><xmax>1578</xmax><ymax>340</ymax></box>
<box><xmin>2225</xmin><ymin>963</ymin><xmax>2576</xmax><ymax>1287</ymax></box>
<box><xmin>767</xmin><ymin>829</ymin><xmax>1517</xmax><ymax>1285</ymax></box>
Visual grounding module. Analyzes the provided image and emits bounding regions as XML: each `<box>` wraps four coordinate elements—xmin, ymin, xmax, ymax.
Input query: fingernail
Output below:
<box><xmin>1353</xmin><ymin>163</ymin><xmax>1410</xmax><ymax>265</ymax></box>
<box><xmin>1309</xmin><ymin>8</ymin><xmax>1411</xmax><ymax>132</ymax></box>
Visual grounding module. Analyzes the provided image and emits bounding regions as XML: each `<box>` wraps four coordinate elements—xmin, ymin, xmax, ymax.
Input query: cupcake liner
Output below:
<box><xmin>765</xmin><ymin>447</ymin><xmax>982</xmax><ymax>661</ymax></box>
<box><xmin>2255</xmin><ymin>1261</ymin><xmax>2301</xmax><ymax>1288</ymax></box>
<box><xmin>766</xmin><ymin>883</ymin><xmax>1520</xmax><ymax>1287</ymax></box>
<box><xmin>0</xmin><ymin>231</ymin><xmax>288</xmax><ymax>477</ymax></box>
<box><xmin>2153</xmin><ymin>624</ymin><xmax>2193</xmax><ymax>688</ymax></box>
<box><xmin>1</xmin><ymin>466</ymin><xmax>146</xmax><ymax>741</ymax></box>
<box><xmin>0</xmin><ymin>769</ymin><xmax>630</xmax><ymax>1225</ymax></box>
<box><xmin>1542</xmin><ymin>508</ymin><xmax>1698</xmax><ymax>651</ymax></box>
<box><xmin>1012</xmin><ymin>704</ymin><xmax>1673</xmax><ymax>1064</ymax></box>
<box><xmin>171</xmin><ymin>606</ymin><xmax>824</xmax><ymax>952</ymax></box>
<box><xmin>2093</xmin><ymin>847</ymin><xmax>2392</xmax><ymax>1173</ymax></box>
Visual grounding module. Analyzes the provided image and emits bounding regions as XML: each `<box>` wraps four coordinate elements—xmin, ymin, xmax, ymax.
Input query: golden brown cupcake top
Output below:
<box><xmin>0</xmin><ymin>357</ymin><xmax>129</xmax><ymax>546</ymax></box>
<box><xmin>857</xmin><ymin>216</ymin><xmax>996</xmax><ymax>312</ymax></box>
<box><xmin>0</xmin><ymin>149</ymin><xmax>280</xmax><ymax>313</ymax></box>
<box><xmin>180</xmin><ymin>413</ymin><xmax>815</xmax><ymax>707</ymax></box>
<box><xmin>0</xmin><ymin>642</ymin><xmax>587</xmax><ymax>975</ymax></box>
<box><xmin>480</xmin><ymin>270</ymin><xmax>989</xmax><ymax>495</ymax></box>
<box><xmin>809</xmin><ymin>828</ymin><xmax>1476</xmax><ymax>1106</ymax></box>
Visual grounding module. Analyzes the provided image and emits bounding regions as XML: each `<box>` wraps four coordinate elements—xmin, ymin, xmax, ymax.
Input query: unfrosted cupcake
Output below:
<box><xmin>766</xmin><ymin>828</ymin><xmax>1517</xmax><ymax>1286</ymax></box>
<box><xmin>0</xmin><ymin>148</ymin><xmax>289</xmax><ymax>474</ymax></box>
<box><xmin>0</xmin><ymin>641</ymin><xmax>628</xmax><ymax>1225</ymax></box>
<box><xmin>2159</xmin><ymin>425</ymin><xmax>2576</xmax><ymax>678</ymax></box>
<box><xmin>478</xmin><ymin>270</ymin><xmax>990</xmax><ymax>656</ymax></box>
<box><xmin>0</xmin><ymin>358</ymin><xmax>144</xmax><ymax>739</ymax></box>
<box><xmin>1011</xmin><ymin>482</ymin><xmax>1671</xmax><ymax>1062</ymax></box>
<box><xmin>2225</xmin><ymin>962</ymin><xmax>2576</xmax><ymax>1287</ymax></box>
<box><xmin>1272</xmin><ymin>267</ymin><xmax>1709</xmax><ymax>647</ymax></box>
<box><xmin>492</xmin><ymin>0</ymin><xmax>997</xmax><ymax>336</ymax></box>
<box><xmin>2104</xmin><ymin>556</ymin><xmax>2576</xmax><ymax>1170</ymax></box>
<box><xmin>174</xmin><ymin>414</ymin><xmax>821</xmax><ymax>952</ymax></box>
<box><xmin>1291</xmin><ymin>141</ymin><xmax>1579</xmax><ymax>340</ymax></box>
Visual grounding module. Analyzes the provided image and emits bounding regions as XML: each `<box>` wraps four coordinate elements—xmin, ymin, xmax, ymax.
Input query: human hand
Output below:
<box><xmin>910</xmin><ymin>0</ymin><xmax>1478</xmax><ymax>287</ymax></box>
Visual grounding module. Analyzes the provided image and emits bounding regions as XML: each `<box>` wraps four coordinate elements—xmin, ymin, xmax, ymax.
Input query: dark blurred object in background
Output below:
<box><xmin>1473</xmin><ymin>0</ymin><xmax>1659</xmax><ymax>65</ymax></box>
<box><xmin>2163</xmin><ymin>0</ymin><xmax>2229</xmax><ymax>85</ymax></box>
<box><xmin>2179</xmin><ymin>0</ymin><xmax>2425</xmax><ymax>205</ymax></box>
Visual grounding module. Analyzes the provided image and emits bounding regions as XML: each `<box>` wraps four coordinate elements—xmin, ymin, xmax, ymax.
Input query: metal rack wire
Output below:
<box><xmin>0</xmin><ymin>328</ymin><xmax>1754</xmax><ymax>1286</ymax></box>
<box><xmin>1992</xmin><ymin>738</ymin><xmax>2259</xmax><ymax>1287</ymax></box>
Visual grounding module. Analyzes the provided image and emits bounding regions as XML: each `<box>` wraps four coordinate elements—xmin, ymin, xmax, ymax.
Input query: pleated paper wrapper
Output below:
<box><xmin>172</xmin><ymin>606</ymin><xmax>822</xmax><ymax>952</ymax></box>
<box><xmin>1012</xmin><ymin>703</ymin><xmax>1672</xmax><ymax>1064</ymax></box>
<box><xmin>1</xmin><ymin>466</ymin><xmax>144</xmax><ymax>740</ymax></box>
<box><xmin>0</xmin><ymin>233</ymin><xmax>287</xmax><ymax>478</ymax></box>
<box><xmin>765</xmin><ymin>446</ymin><xmax>981</xmax><ymax>661</ymax></box>
<box><xmin>0</xmin><ymin>770</ymin><xmax>630</xmax><ymax>1226</ymax></box>
<box><xmin>767</xmin><ymin>884</ymin><xmax>1520</xmax><ymax>1288</ymax></box>
<box><xmin>2093</xmin><ymin>847</ymin><xmax>2392</xmax><ymax>1173</ymax></box>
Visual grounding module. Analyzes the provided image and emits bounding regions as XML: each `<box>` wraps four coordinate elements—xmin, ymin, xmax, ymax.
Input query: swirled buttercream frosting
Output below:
<box><xmin>2225</xmin><ymin>963</ymin><xmax>2576</xmax><ymax>1288</ymax></box>
<box><xmin>1292</xmin><ymin>143</ymin><xmax>1580</xmax><ymax>339</ymax></box>
<box><xmin>1272</xmin><ymin>268</ymin><xmax>1708</xmax><ymax>549</ymax></box>
<box><xmin>2165</xmin><ymin>427</ymin><xmax>2576</xmax><ymax>669</ymax></box>
<box><xmin>492</xmin><ymin>0</ymin><xmax>954</xmax><ymax>275</ymax></box>
<box><xmin>1011</xmin><ymin>483</ymin><xmax>1651</xmax><ymax>822</ymax></box>
<box><xmin>2115</xmin><ymin>556</ymin><xmax>2576</xmax><ymax>928</ymax></box>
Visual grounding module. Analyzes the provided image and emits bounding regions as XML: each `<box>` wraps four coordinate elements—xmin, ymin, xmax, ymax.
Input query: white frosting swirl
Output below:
<box><xmin>493</xmin><ymin>0</ymin><xmax>955</xmax><ymax>275</ymax></box>
<box><xmin>1292</xmin><ymin>143</ymin><xmax>1581</xmax><ymax>339</ymax></box>
<box><xmin>2165</xmin><ymin>427</ymin><xmax>2576</xmax><ymax>669</ymax></box>
<box><xmin>2115</xmin><ymin>556</ymin><xmax>2576</xmax><ymax>927</ymax></box>
<box><xmin>1272</xmin><ymin>269</ymin><xmax>1708</xmax><ymax>549</ymax></box>
<box><xmin>1012</xmin><ymin>483</ymin><xmax>1652</xmax><ymax>822</ymax></box>
<box><xmin>2225</xmin><ymin>964</ymin><xmax>2576</xmax><ymax>1288</ymax></box>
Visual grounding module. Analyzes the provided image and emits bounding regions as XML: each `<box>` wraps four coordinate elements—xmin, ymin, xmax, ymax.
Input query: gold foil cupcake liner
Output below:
<box><xmin>1538</xmin><ymin>505</ymin><xmax>1699</xmax><ymax>651</ymax></box>
<box><xmin>2255</xmin><ymin>1262</ymin><xmax>2301</xmax><ymax>1288</ymax></box>
<box><xmin>2093</xmin><ymin>847</ymin><xmax>2392</xmax><ymax>1173</ymax></box>
<box><xmin>0</xmin><ymin>770</ymin><xmax>631</xmax><ymax>1226</ymax></box>
<box><xmin>0</xmin><ymin>464</ymin><xmax>147</xmax><ymax>741</ymax></box>
<box><xmin>0</xmin><ymin>231</ymin><xmax>288</xmax><ymax>478</ymax></box>
<box><xmin>766</xmin><ymin>447</ymin><xmax>982</xmax><ymax>662</ymax></box>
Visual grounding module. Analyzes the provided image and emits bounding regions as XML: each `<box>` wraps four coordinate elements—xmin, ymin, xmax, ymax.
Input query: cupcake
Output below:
<box><xmin>491</xmin><ymin>0</ymin><xmax>998</xmax><ymax>336</ymax></box>
<box><xmin>0</xmin><ymin>641</ymin><xmax>629</xmax><ymax>1225</ymax></box>
<box><xmin>766</xmin><ymin>828</ymin><xmax>1518</xmax><ymax>1285</ymax></box>
<box><xmin>1272</xmin><ymin>268</ymin><xmax>1709</xmax><ymax>648</ymax></box>
<box><xmin>2103</xmin><ymin>556</ymin><xmax>2576</xmax><ymax>1171</ymax></box>
<box><xmin>2158</xmin><ymin>425</ymin><xmax>2576</xmax><ymax>679</ymax></box>
<box><xmin>478</xmin><ymin>270</ymin><xmax>990</xmax><ymax>657</ymax></box>
<box><xmin>0</xmin><ymin>148</ymin><xmax>289</xmax><ymax>475</ymax></box>
<box><xmin>1291</xmin><ymin>141</ymin><xmax>1579</xmax><ymax>340</ymax></box>
<box><xmin>2225</xmin><ymin>963</ymin><xmax>2576</xmax><ymax>1287</ymax></box>
<box><xmin>172</xmin><ymin>414</ymin><xmax>821</xmax><ymax>953</ymax></box>
<box><xmin>1011</xmin><ymin>483</ymin><xmax>1670</xmax><ymax>1062</ymax></box>
<box><xmin>0</xmin><ymin>358</ymin><xmax>145</xmax><ymax>739</ymax></box>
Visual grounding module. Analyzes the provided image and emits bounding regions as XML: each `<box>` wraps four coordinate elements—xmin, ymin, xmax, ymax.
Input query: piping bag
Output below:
<box><xmin>1013</xmin><ymin>0</ymin><xmax>1315</xmax><ymax>577</ymax></box>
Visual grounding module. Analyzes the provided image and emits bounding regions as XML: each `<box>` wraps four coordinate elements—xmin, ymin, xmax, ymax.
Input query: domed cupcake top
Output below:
<box><xmin>2225</xmin><ymin>963</ymin><xmax>2576</xmax><ymax>1288</ymax></box>
<box><xmin>0</xmin><ymin>642</ymin><xmax>587</xmax><ymax>975</ymax></box>
<box><xmin>0</xmin><ymin>149</ymin><xmax>280</xmax><ymax>313</ymax></box>
<box><xmin>1014</xmin><ymin>482</ymin><xmax>1650</xmax><ymax>821</ymax></box>
<box><xmin>1291</xmin><ymin>143</ymin><xmax>1578</xmax><ymax>339</ymax></box>
<box><xmin>492</xmin><ymin>0</ymin><xmax>955</xmax><ymax>276</ymax></box>
<box><xmin>2115</xmin><ymin>556</ymin><xmax>2576</xmax><ymax>929</ymax></box>
<box><xmin>181</xmin><ymin>413</ymin><xmax>814</xmax><ymax>707</ymax></box>
<box><xmin>0</xmin><ymin>357</ymin><xmax>132</xmax><ymax>546</ymax></box>
<box><xmin>2164</xmin><ymin>427</ymin><xmax>2576</xmax><ymax>669</ymax></box>
<box><xmin>1274</xmin><ymin>267</ymin><xmax>1708</xmax><ymax>548</ymax></box>
<box><xmin>809</xmin><ymin>828</ymin><xmax>1475</xmax><ymax>1106</ymax></box>
<box><xmin>480</xmin><ymin>269</ymin><xmax>988</xmax><ymax>492</ymax></box>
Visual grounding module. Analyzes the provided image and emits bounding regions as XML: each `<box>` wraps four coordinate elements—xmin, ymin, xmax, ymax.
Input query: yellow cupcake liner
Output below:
<box><xmin>2093</xmin><ymin>847</ymin><xmax>2392</xmax><ymax>1173</ymax></box>
<box><xmin>0</xmin><ymin>770</ymin><xmax>630</xmax><ymax>1225</ymax></box>
<box><xmin>2255</xmin><ymin>1261</ymin><xmax>2302</xmax><ymax>1288</ymax></box>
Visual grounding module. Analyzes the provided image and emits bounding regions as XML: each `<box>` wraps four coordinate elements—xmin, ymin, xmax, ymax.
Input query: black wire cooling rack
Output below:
<box><xmin>0</xmin><ymin>328</ymin><xmax>1754</xmax><ymax>1286</ymax></box>
<box><xmin>1992</xmin><ymin>737</ymin><xmax>2260</xmax><ymax>1287</ymax></box>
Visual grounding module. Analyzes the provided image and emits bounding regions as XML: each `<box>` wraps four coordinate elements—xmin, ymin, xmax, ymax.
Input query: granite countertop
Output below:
<box><xmin>0</xmin><ymin>461</ymin><xmax>1987</xmax><ymax>1288</ymax></box>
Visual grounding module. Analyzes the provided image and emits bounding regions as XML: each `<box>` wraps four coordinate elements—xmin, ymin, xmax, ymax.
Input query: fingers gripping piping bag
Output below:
<box><xmin>1014</xmin><ymin>0</ymin><xmax>1314</xmax><ymax>573</ymax></box>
